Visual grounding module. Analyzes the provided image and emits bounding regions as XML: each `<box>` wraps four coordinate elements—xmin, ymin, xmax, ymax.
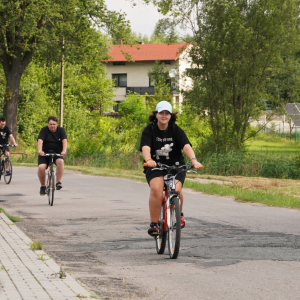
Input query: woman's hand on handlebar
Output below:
<box><xmin>191</xmin><ymin>160</ymin><xmax>203</xmax><ymax>170</ymax></box>
<box><xmin>39</xmin><ymin>151</ymin><xmax>45</xmax><ymax>156</ymax></box>
<box><xmin>144</xmin><ymin>159</ymin><xmax>157</xmax><ymax>168</ymax></box>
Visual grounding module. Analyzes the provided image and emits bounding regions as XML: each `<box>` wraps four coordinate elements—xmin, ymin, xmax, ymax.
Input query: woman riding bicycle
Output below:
<box><xmin>140</xmin><ymin>101</ymin><xmax>203</xmax><ymax>236</ymax></box>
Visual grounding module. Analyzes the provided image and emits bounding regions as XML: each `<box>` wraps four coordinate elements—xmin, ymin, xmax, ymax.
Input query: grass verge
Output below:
<box><xmin>12</xmin><ymin>163</ymin><xmax>300</xmax><ymax>210</ymax></box>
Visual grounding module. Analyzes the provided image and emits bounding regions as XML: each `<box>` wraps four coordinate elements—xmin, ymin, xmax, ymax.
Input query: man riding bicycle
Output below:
<box><xmin>0</xmin><ymin>117</ymin><xmax>18</xmax><ymax>173</ymax></box>
<box><xmin>140</xmin><ymin>101</ymin><xmax>203</xmax><ymax>236</ymax></box>
<box><xmin>37</xmin><ymin>115</ymin><xmax>67</xmax><ymax>196</ymax></box>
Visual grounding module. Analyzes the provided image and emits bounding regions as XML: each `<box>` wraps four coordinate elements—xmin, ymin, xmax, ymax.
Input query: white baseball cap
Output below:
<box><xmin>156</xmin><ymin>101</ymin><xmax>172</xmax><ymax>113</ymax></box>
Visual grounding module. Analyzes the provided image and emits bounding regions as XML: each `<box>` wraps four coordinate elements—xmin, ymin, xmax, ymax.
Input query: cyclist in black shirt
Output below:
<box><xmin>140</xmin><ymin>101</ymin><xmax>203</xmax><ymax>236</ymax></box>
<box><xmin>37</xmin><ymin>115</ymin><xmax>67</xmax><ymax>195</ymax></box>
<box><xmin>0</xmin><ymin>117</ymin><xmax>18</xmax><ymax>155</ymax></box>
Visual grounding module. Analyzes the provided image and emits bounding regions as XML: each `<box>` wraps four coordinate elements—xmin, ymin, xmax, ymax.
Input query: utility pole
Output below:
<box><xmin>60</xmin><ymin>36</ymin><xmax>65</xmax><ymax>127</ymax></box>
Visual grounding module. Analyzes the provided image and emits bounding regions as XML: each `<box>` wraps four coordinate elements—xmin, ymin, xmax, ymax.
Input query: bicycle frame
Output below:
<box><xmin>162</xmin><ymin>174</ymin><xmax>181</xmax><ymax>233</ymax></box>
<box><xmin>44</xmin><ymin>152</ymin><xmax>61</xmax><ymax>206</ymax></box>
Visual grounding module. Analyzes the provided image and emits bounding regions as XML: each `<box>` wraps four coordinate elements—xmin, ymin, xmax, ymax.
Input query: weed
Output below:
<box><xmin>76</xmin><ymin>294</ymin><xmax>87</xmax><ymax>298</ymax></box>
<box><xmin>0</xmin><ymin>207</ymin><xmax>23</xmax><ymax>222</ymax></box>
<box><xmin>51</xmin><ymin>267</ymin><xmax>69</xmax><ymax>279</ymax></box>
<box><xmin>29</xmin><ymin>241</ymin><xmax>43</xmax><ymax>250</ymax></box>
<box><xmin>0</xmin><ymin>266</ymin><xmax>9</xmax><ymax>271</ymax></box>
<box><xmin>37</xmin><ymin>254</ymin><xmax>51</xmax><ymax>261</ymax></box>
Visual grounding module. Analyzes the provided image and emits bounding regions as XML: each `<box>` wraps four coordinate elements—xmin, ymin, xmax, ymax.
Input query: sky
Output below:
<box><xmin>105</xmin><ymin>0</ymin><xmax>162</xmax><ymax>37</ymax></box>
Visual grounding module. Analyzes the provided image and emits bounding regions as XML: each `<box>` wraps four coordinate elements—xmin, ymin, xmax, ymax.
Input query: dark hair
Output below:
<box><xmin>0</xmin><ymin>117</ymin><xmax>6</xmax><ymax>122</ymax></box>
<box><xmin>48</xmin><ymin>115</ymin><xmax>58</xmax><ymax>123</ymax></box>
<box><xmin>149</xmin><ymin>111</ymin><xmax>178</xmax><ymax>123</ymax></box>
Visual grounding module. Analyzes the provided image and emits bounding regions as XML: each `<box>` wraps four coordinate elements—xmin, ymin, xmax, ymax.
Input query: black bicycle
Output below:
<box><xmin>0</xmin><ymin>144</ymin><xmax>15</xmax><ymax>184</ymax></box>
<box><xmin>44</xmin><ymin>151</ymin><xmax>61</xmax><ymax>206</ymax></box>
<box><xmin>145</xmin><ymin>162</ymin><xmax>196</xmax><ymax>259</ymax></box>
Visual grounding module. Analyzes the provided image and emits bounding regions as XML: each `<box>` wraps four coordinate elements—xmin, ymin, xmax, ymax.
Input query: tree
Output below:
<box><xmin>0</xmin><ymin>0</ymin><xmax>129</xmax><ymax>137</ymax></box>
<box><xmin>145</xmin><ymin>0</ymin><xmax>300</xmax><ymax>150</ymax></box>
<box><xmin>148</xmin><ymin>60</ymin><xmax>173</xmax><ymax>102</ymax></box>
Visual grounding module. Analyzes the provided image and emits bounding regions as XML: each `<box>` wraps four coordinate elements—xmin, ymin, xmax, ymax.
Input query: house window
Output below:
<box><xmin>113</xmin><ymin>62</ymin><xmax>126</xmax><ymax>65</ymax></box>
<box><xmin>149</xmin><ymin>77</ymin><xmax>155</xmax><ymax>87</ymax></box>
<box><xmin>113</xmin><ymin>101</ymin><xmax>121</xmax><ymax>112</ymax></box>
<box><xmin>112</xmin><ymin>74</ymin><xmax>127</xmax><ymax>87</ymax></box>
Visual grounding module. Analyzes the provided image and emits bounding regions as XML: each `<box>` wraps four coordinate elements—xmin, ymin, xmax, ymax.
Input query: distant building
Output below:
<box><xmin>102</xmin><ymin>43</ymin><xmax>192</xmax><ymax>112</ymax></box>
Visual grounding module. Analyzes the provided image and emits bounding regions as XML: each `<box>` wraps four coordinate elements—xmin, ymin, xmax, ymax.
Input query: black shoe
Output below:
<box><xmin>40</xmin><ymin>186</ymin><xmax>46</xmax><ymax>196</ymax></box>
<box><xmin>148</xmin><ymin>222</ymin><xmax>159</xmax><ymax>236</ymax></box>
<box><xmin>56</xmin><ymin>182</ymin><xmax>63</xmax><ymax>190</ymax></box>
<box><xmin>5</xmin><ymin>171</ymin><xmax>10</xmax><ymax>176</ymax></box>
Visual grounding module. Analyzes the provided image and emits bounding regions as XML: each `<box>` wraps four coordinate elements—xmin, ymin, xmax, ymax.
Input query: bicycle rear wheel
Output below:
<box><xmin>168</xmin><ymin>196</ymin><xmax>181</xmax><ymax>259</ymax></box>
<box><xmin>156</xmin><ymin>201</ymin><xmax>167</xmax><ymax>254</ymax></box>
<box><xmin>48</xmin><ymin>171</ymin><xmax>55</xmax><ymax>206</ymax></box>
<box><xmin>3</xmin><ymin>158</ymin><xmax>12</xmax><ymax>184</ymax></box>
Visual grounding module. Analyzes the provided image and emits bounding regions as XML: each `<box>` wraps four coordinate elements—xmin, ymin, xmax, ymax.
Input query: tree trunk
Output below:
<box><xmin>1</xmin><ymin>49</ymin><xmax>33</xmax><ymax>139</ymax></box>
<box><xmin>3</xmin><ymin>74</ymin><xmax>22</xmax><ymax>139</ymax></box>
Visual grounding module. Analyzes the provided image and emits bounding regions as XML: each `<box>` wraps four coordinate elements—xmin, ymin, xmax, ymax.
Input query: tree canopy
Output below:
<box><xmin>0</xmin><ymin>0</ymin><xmax>130</xmax><ymax>137</ymax></box>
<box><xmin>145</xmin><ymin>0</ymin><xmax>300</xmax><ymax>151</ymax></box>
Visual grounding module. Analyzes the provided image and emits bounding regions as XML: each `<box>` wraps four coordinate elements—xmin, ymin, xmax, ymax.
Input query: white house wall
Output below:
<box><xmin>178</xmin><ymin>45</ymin><xmax>193</xmax><ymax>103</ymax></box>
<box><xmin>105</xmin><ymin>60</ymin><xmax>179</xmax><ymax>102</ymax></box>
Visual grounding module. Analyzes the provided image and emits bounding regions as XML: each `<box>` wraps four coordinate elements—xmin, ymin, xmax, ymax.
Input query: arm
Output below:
<box><xmin>183</xmin><ymin>144</ymin><xmax>203</xmax><ymax>169</ymax></box>
<box><xmin>142</xmin><ymin>145</ymin><xmax>156</xmax><ymax>167</ymax></box>
<box><xmin>61</xmin><ymin>139</ymin><xmax>67</xmax><ymax>157</ymax></box>
<box><xmin>37</xmin><ymin>139</ymin><xmax>44</xmax><ymax>156</ymax></box>
<box><xmin>9</xmin><ymin>134</ymin><xmax>18</xmax><ymax>147</ymax></box>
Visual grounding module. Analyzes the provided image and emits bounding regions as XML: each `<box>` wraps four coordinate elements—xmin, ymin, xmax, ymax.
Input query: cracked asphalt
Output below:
<box><xmin>0</xmin><ymin>166</ymin><xmax>300</xmax><ymax>299</ymax></box>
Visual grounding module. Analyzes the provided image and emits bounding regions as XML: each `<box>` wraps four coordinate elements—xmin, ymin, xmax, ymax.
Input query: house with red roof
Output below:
<box><xmin>103</xmin><ymin>43</ymin><xmax>192</xmax><ymax>111</ymax></box>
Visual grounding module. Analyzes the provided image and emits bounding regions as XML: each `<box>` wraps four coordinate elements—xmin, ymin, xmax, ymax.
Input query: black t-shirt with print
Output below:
<box><xmin>38</xmin><ymin>126</ymin><xmax>67</xmax><ymax>154</ymax></box>
<box><xmin>0</xmin><ymin>126</ymin><xmax>11</xmax><ymax>144</ymax></box>
<box><xmin>140</xmin><ymin>123</ymin><xmax>191</xmax><ymax>166</ymax></box>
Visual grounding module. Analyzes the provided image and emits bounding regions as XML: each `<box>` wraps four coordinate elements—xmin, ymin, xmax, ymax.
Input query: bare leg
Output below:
<box><xmin>175</xmin><ymin>180</ymin><xmax>183</xmax><ymax>211</ymax></box>
<box><xmin>55</xmin><ymin>159</ymin><xmax>64</xmax><ymax>183</ymax></box>
<box><xmin>149</xmin><ymin>177</ymin><xmax>164</xmax><ymax>223</ymax></box>
<box><xmin>38</xmin><ymin>164</ymin><xmax>47</xmax><ymax>186</ymax></box>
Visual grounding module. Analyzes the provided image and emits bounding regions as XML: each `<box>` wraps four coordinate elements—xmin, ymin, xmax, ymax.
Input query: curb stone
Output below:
<box><xmin>0</xmin><ymin>212</ymin><xmax>92</xmax><ymax>300</ymax></box>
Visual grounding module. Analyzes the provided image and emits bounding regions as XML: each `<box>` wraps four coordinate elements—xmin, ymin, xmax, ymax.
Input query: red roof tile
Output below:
<box><xmin>104</xmin><ymin>43</ymin><xmax>189</xmax><ymax>62</ymax></box>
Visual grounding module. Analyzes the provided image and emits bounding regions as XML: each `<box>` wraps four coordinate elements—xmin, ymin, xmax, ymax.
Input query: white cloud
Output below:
<box><xmin>105</xmin><ymin>0</ymin><xmax>162</xmax><ymax>36</ymax></box>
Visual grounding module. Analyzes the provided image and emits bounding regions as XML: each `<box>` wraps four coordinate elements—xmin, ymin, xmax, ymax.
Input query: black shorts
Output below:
<box><xmin>38</xmin><ymin>156</ymin><xmax>64</xmax><ymax>169</ymax></box>
<box><xmin>144</xmin><ymin>167</ymin><xmax>186</xmax><ymax>186</ymax></box>
<box><xmin>0</xmin><ymin>145</ymin><xmax>9</xmax><ymax>154</ymax></box>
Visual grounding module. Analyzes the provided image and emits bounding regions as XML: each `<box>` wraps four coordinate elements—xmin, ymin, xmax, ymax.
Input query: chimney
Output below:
<box><xmin>120</xmin><ymin>39</ymin><xmax>123</xmax><ymax>45</ymax></box>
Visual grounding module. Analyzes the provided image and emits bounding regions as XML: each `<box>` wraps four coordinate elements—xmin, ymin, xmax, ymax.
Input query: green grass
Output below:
<box><xmin>246</xmin><ymin>133</ymin><xmax>300</xmax><ymax>156</ymax></box>
<box><xmin>29</xmin><ymin>241</ymin><xmax>43</xmax><ymax>250</ymax></box>
<box><xmin>0</xmin><ymin>207</ymin><xmax>23</xmax><ymax>222</ymax></box>
<box><xmin>184</xmin><ymin>180</ymin><xmax>300</xmax><ymax>208</ymax></box>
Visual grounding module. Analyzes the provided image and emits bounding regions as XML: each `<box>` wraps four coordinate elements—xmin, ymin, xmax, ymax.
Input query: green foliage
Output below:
<box><xmin>118</xmin><ymin>93</ymin><xmax>148</xmax><ymax>125</ymax></box>
<box><xmin>147</xmin><ymin>0</ymin><xmax>300</xmax><ymax>151</ymax></box>
<box><xmin>148</xmin><ymin>61</ymin><xmax>173</xmax><ymax>102</ymax></box>
<box><xmin>17</xmin><ymin>60</ymin><xmax>115</xmax><ymax>150</ymax></box>
<box><xmin>198</xmin><ymin>151</ymin><xmax>300</xmax><ymax>179</ymax></box>
<box><xmin>29</xmin><ymin>241</ymin><xmax>43</xmax><ymax>251</ymax></box>
<box><xmin>0</xmin><ymin>0</ymin><xmax>130</xmax><ymax>136</ymax></box>
<box><xmin>185</xmin><ymin>0</ymin><xmax>300</xmax><ymax>151</ymax></box>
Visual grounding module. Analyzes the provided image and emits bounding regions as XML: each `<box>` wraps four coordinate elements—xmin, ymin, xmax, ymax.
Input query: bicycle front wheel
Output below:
<box><xmin>3</xmin><ymin>158</ymin><xmax>12</xmax><ymax>184</ymax></box>
<box><xmin>0</xmin><ymin>159</ymin><xmax>3</xmax><ymax>181</ymax></box>
<box><xmin>168</xmin><ymin>196</ymin><xmax>181</xmax><ymax>259</ymax></box>
<box><xmin>48</xmin><ymin>172</ymin><xmax>55</xmax><ymax>206</ymax></box>
<box><xmin>156</xmin><ymin>202</ymin><xmax>167</xmax><ymax>254</ymax></box>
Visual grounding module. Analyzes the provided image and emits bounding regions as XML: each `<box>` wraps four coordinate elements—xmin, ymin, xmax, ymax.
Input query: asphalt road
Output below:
<box><xmin>0</xmin><ymin>167</ymin><xmax>300</xmax><ymax>299</ymax></box>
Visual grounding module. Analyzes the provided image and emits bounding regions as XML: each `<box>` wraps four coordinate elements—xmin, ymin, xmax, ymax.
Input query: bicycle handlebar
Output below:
<box><xmin>43</xmin><ymin>153</ymin><xmax>62</xmax><ymax>157</ymax></box>
<box><xmin>0</xmin><ymin>144</ymin><xmax>16</xmax><ymax>148</ymax></box>
<box><xmin>144</xmin><ymin>162</ymin><xmax>204</xmax><ymax>169</ymax></box>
